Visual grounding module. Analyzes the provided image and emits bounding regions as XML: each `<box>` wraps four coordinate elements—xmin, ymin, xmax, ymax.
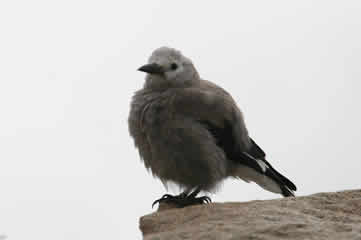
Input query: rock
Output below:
<box><xmin>139</xmin><ymin>189</ymin><xmax>361</xmax><ymax>239</ymax></box>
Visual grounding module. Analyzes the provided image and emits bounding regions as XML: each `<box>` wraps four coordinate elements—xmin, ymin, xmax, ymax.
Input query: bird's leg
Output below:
<box><xmin>152</xmin><ymin>188</ymin><xmax>211</xmax><ymax>208</ymax></box>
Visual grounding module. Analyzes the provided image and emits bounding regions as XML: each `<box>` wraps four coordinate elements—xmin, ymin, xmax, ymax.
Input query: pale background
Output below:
<box><xmin>0</xmin><ymin>0</ymin><xmax>360</xmax><ymax>239</ymax></box>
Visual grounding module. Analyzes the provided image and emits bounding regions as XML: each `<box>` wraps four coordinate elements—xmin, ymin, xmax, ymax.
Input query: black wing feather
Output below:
<box><xmin>249</xmin><ymin>139</ymin><xmax>297</xmax><ymax>191</ymax></box>
<box><xmin>200</xmin><ymin>120</ymin><xmax>297</xmax><ymax>194</ymax></box>
<box><xmin>200</xmin><ymin>120</ymin><xmax>261</xmax><ymax>172</ymax></box>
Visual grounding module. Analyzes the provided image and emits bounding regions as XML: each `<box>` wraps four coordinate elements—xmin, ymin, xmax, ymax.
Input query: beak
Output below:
<box><xmin>137</xmin><ymin>63</ymin><xmax>164</xmax><ymax>74</ymax></box>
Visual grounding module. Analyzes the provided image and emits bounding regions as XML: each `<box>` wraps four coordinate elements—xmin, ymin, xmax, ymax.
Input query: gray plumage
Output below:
<box><xmin>129</xmin><ymin>47</ymin><xmax>296</xmax><ymax>202</ymax></box>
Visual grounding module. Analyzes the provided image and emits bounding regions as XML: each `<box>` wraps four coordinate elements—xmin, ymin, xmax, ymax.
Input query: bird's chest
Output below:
<box><xmin>131</xmin><ymin>92</ymin><xmax>174</xmax><ymax>138</ymax></box>
<box><xmin>141</xmin><ymin>99</ymin><xmax>171</xmax><ymax>136</ymax></box>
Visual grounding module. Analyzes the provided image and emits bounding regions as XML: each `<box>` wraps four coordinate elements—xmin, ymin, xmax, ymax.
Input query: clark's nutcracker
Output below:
<box><xmin>129</xmin><ymin>47</ymin><xmax>297</xmax><ymax>208</ymax></box>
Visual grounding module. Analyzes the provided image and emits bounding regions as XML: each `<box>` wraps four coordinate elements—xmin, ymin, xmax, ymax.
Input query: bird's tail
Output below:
<box><xmin>236</xmin><ymin>154</ymin><xmax>297</xmax><ymax>197</ymax></box>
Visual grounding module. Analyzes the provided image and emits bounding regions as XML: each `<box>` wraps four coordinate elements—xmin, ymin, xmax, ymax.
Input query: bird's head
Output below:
<box><xmin>138</xmin><ymin>47</ymin><xmax>200</xmax><ymax>89</ymax></box>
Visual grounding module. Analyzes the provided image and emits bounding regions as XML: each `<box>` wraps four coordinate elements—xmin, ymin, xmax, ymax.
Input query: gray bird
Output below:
<box><xmin>129</xmin><ymin>47</ymin><xmax>296</xmax><ymax>208</ymax></box>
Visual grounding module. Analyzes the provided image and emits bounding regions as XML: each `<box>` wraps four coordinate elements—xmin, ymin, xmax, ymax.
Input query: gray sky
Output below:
<box><xmin>0</xmin><ymin>0</ymin><xmax>360</xmax><ymax>239</ymax></box>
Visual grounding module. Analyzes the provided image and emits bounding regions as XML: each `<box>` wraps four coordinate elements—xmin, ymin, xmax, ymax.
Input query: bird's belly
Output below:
<box><xmin>141</xmin><ymin>115</ymin><xmax>228</xmax><ymax>191</ymax></box>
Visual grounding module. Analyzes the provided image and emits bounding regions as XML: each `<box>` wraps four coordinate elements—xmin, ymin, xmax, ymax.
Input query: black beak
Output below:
<box><xmin>138</xmin><ymin>63</ymin><xmax>164</xmax><ymax>74</ymax></box>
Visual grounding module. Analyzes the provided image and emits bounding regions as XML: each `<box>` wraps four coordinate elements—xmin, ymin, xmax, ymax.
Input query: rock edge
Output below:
<box><xmin>140</xmin><ymin>190</ymin><xmax>361</xmax><ymax>240</ymax></box>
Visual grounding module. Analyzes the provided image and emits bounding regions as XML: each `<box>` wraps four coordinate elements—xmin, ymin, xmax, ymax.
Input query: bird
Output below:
<box><xmin>128</xmin><ymin>47</ymin><xmax>297</xmax><ymax>208</ymax></box>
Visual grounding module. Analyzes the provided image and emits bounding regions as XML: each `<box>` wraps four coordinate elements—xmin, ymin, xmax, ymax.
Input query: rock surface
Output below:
<box><xmin>140</xmin><ymin>190</ymin><xmax>361</xmax><ymax>239</ymax></box>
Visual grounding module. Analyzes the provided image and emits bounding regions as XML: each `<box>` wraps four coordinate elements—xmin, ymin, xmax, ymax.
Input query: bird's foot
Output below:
<box><xmin>152</xmin><ymin>193</ymin><xmax>211</xmax><ymax>208</ymax></box>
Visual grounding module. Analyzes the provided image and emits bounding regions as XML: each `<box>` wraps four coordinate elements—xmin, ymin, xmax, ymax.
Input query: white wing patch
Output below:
<box><xmin>255</xmin><ymin>159</ymin><xmax>268</xmax><ymax>172</ymax></box>
<box><xmin>235</xmin><ymin>165</ymin><xmax>282</xmax><ymax>194</ymax></box>
<box><xmin>242</xmin><ymin>152</ymin><xmax>268</xmax><ymax>173</ymax></box>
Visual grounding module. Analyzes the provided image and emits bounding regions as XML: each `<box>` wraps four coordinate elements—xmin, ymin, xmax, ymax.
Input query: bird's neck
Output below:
<box><xmin>144</xmin><ymin>76</ymin><xmax>200</xmax><ymax>91</ymax></box>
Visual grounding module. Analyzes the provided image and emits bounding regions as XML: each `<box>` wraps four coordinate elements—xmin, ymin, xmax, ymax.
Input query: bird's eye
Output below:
<box><xmin>170</xmin><ymin>63</ymin><xmax>178</xmax><ymax>70</ymax></box>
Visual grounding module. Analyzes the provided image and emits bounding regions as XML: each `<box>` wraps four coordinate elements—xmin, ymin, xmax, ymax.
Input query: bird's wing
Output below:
<box><xmin>203</xmin><ymin>114</ymin><xmax>297</xmax><ymax>196</ymax></box>
<box><xmin>172</xmin><ymin>85</ymin><xmax>296</xmax><ymax>196</ymax></box>
<box><xmin>171</xmin><ymin>85</ymin><xmax>251</xmax><ymax>152</ymax></box>
<box><xmin>245</xmin><ymin>139</ymin><xmax>297</xmax><ymax>192</ymax></box>
<box><xmin>248</xmin><ymin>139</ymin><xmax>296</xmax><ymax>190</ymax></box>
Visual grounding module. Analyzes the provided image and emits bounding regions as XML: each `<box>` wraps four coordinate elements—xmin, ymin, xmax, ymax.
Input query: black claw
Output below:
<box><xmin>201</xmin><ymin>196</ymin><xmax>212</xmax><ymax>204</ymax></box>
<box><xmin>160</xmin><ymin>194</ymin><xmax>172</xmax><ymax>199</ymax></box>
<box><xmin>151</xmin><ymin>199</ymin><xmax>160</xmax><ymax>208</ymax></box>
<box><xmin>151</xmin><ymin>193</ymin><xmax>212</xmax><ymax>208</ymax></box>
<box><xmin>151</xmin><ymin>194</ymin><xmax>175</xmax><ymax>208</ymax></box>
<box><xmin>195</xmin><ymin>196</ymin><xmax>211</xmax><ymax>204</ymax></box>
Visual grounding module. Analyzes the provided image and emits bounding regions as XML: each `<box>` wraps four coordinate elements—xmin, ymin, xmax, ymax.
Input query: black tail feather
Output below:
<box><xmin>199</xmin><ymin>120</ymin><xmax>297</xmax><ymax>197</ymax></box>
<box><xmin>262</xmin><ymin>158</ymin><xmax>297</xmax><ymax>191</ymax></box>
<box><xmin>281</xmin><ymin>185</ymin><xmax>295</xmax><ymax>197</ymax></box>
<box><xmin>247</xmin><ymin>138</ymin><xmax>297</xmax><ymax>193</ymax></box>
<box><xmin>240</xmin><ymin>152</ymin><xmax>296</xmax><ymax>197</ymax></box>
<box><xmin>263</xmin><ymin>164</ymin><xmax>295</xmax><ymax>197</ymax></box>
